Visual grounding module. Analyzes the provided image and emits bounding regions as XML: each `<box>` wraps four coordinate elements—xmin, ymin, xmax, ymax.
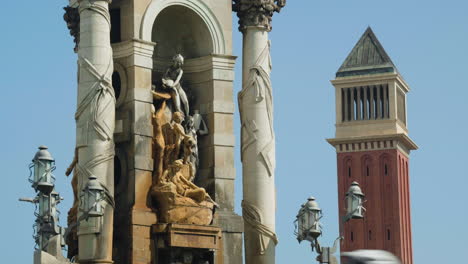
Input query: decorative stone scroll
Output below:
<box><xmin>232</xmin><ymin>0</ymin><xmax>286</xmax><ymax>31</ymax></box>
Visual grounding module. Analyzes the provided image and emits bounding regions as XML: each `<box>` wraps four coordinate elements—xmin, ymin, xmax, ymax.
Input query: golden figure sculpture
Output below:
<box><xmin>150</xmin><ymin>67</ymin><xmax>215</xmax><ymax>225</ymax></box>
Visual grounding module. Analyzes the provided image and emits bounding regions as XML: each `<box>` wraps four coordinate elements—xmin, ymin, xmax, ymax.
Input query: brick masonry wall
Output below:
<box><xmin>337</xmin><ymin>148</ymin><xmax>413</xmax><ymax>264</ymax></box>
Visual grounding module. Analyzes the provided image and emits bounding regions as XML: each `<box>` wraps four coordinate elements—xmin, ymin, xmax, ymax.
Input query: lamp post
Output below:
<box><xmin>20</xmin><ymin>145</ymin><xmax>67</xmax><ymax>259</ymax></box>
<box><xmin>295</xmin><ymin>182</ymin><xmax>366</xmax><ymax>264</ymax></box>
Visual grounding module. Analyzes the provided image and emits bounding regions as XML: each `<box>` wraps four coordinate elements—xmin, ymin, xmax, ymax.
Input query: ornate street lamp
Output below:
<box><xmin>294</xmin><ymin>182</ymin><xmax>366</xmax><ymax>264</ymax></box>
<box><xmin>344</xmin><ymin>181</ymin><xmax>366</xmax><ymax>222</ymax></box>
<box><xmin>30</xmin><ymin>145</ymin><xmax>56</xmax><ymax>194</ymax></box>
<box><xmin>80</xmin><ymin>175</ymin><xmax>105</xmax><ymax>218</ymax></box>
<box><xmin>295</xmin><ymin>197</ymin><xmax>322</xmax><ymax>243</ymax></box>
<box><xmin>20</xmin><ymin>146</ymin><xmax>67</xmax><ymax>258</ymax></box>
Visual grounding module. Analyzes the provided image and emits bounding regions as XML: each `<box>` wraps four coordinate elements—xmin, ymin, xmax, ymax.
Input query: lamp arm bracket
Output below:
<box><xmin>331</xmin><ymin>236</ymin><xmax>343</xmax><ymax>254</ymax></box>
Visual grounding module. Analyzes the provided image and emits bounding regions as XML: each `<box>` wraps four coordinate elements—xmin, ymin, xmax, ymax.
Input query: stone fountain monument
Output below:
<box><xmin>52</xmin><ymin>0</ymin><xmax>286</xmax><ymax>263</ymax></box>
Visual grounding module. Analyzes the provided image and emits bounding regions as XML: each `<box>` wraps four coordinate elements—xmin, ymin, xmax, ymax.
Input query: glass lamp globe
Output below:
<box><xmin>80</xmin><ymin>175</ymin><xmax>105</xmax><ymax>218</ymax></box>
<box><xmin>32</xmin><ymin>146</ymin><xmax>55</xmax><ymax>194</ymax></box>
<box><xmin>38</xmin><ymin>194</ymin><xmax>51</xmax><ymax>222</ymax></box>
<box><xmin>345</xmin><ymin>181</ymin><xmax>365</xmax><ymax>220</ymax></box>
<box><xmin>296</xmin><ymin>196</ymin><xmax>322</xmax><ymax>243</ymax></box>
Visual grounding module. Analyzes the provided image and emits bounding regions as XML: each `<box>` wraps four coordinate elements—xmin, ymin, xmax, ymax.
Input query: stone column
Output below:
<box><xmin>356</xmin><ymin>87</ymin><xmax>361</xmax><ymax>120</ymax></box>
<box><xmin>75</xmin><ymin>0</ymin><xmax>115</xmax><ymax>263</ymax></box>
<box><xmin>233</xmin><ymin>1</ymin><xmax>285</xmax><ymax>264</ymax></box>
<box><xmin>344</xmin><ymin>88</ymin><xmax>349</xmax><ymax>121</ymax></box>
<box><xmin>370</xmin><ymin>86</ymin><xmax>375</xmax><ymax>119</ymax></box>
<box><xmin>363</xmin><ymin>87</ymin><xmax>368</xmax><ymax>120</ymax></box>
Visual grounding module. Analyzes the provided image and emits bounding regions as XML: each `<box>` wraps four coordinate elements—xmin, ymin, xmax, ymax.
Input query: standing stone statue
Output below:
<box><xmin>185</xmin><ymin>110</ymin><xmax>209</xmax><ymax>180</ymax></box>
<box><xmin>163</xmin><ymin>54</ymin><xmax>190</xmax><ymax>118</ymax></box>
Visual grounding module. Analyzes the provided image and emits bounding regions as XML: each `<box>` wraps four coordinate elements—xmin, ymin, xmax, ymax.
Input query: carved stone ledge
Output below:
<box><xmin>232</xmin><ymin>0</ymin><xmax>286</xmax><ymax>32</ymax></box>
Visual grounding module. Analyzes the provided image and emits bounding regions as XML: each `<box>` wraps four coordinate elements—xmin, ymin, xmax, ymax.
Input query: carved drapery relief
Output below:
<box><xmin>242</xmin><ymin>200</ymin><xmax>278</xmax><ymax>254</ymax></box>
<box><xmin>238</xmin><ymin>41</ymin><xmax>277</xmax><ymax>254</ymax></box>
<box><xmin>63</xmin><ymin>6</ymin><xmax>80</xmax><ymax>52</ymax></box>
<box><xmin>67</xmin><ymin>1</ymin><xmax>115</xmax><ymax>260</ymax></box>
<box><xmin>238</xmin><ymin>41</ymin><xmax>275</xmax><ymax>176</ymax></box>
<box><xmin>232</xmin><ymin>0</ymin><xmax>286</xmax><ymax>31</ymax></box>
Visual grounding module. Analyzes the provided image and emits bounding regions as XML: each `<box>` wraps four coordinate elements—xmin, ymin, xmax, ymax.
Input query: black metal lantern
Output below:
<box><xmin>30</xmin><ymin>146</ymin><xmax>55</xmax><ymax>194</ymax></box>
<box><xmin>80</xmin><ymin>175</ymin><xmax>105</xmax><ymax>218</ymax></box>
<box><xmin>295</xmin><ymin>196</ymin><xmax>322</xmax><ymax>243</ymax></box>
<box><xmin>345</xmin><ymin>181</ymin><xmax>365</xmax><ymax>220</ymax></box>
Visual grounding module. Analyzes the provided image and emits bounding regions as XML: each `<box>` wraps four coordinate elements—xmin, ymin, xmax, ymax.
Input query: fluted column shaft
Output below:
<box><xmin>76</xmin><ymin>0</ymin><xmax>115</xmax><ymax>263</ymax></box>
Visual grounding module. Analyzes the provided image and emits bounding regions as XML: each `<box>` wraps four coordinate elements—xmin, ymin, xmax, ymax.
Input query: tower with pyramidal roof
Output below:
<box><xmin>327</xmin><ymin>27</ymin><xmax>417</xmax><ymax>264</ymax></box>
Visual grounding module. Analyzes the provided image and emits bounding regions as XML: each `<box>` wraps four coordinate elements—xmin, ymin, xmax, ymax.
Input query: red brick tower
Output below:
<box><xmin>327</xmin><ymin>27</ymin><xmax>417</xmax><ymax>264</ymax></box>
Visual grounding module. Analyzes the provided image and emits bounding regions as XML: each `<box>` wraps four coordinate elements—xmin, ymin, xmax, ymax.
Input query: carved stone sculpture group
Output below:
<box><xmin>150</xmin><ymin>54</ymin><xmax>214</xmax><ymax>225</ymax></box>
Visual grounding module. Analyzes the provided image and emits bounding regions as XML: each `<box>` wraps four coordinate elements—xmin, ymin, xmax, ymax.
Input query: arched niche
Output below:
<box><xmin>152</xmin><ymin>5</ymin><xmax>213</xmax><ymax>60</ymax></box>
<box><xmin>149</xmin><ymin>4</ymin><xmax>217</xmax><ymax>116</ymax></box>
<box><xmin>140</xmin><ymin>0</ymin><xmax>225</xmax><ymax>54</ymax></box>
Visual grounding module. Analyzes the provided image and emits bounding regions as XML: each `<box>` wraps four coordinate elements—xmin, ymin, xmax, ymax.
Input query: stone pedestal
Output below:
<box><xmin>152</xmin><ymin>190</ymin><xmax>214</xmax><ymax>225</ymax></box>
<box><xmin>34</xmin><ymin>250</ymin><xmax>70</xmax><ymax>264</ymax></box>
<box><xmin>153</xmin><ymin>224</ymin><xmax>223</xmax><ymax>264</ymax></box>
<box><xmin>34</xmin><ymin>235</ymin><xmax>70</xmax><ymax>264</ymax></box>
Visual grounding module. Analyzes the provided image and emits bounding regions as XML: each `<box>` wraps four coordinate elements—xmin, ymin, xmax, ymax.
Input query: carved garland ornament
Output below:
<box><xmin>232</xmin><ymin>0</ymin><xmax>286</xmax><ymax>31</ymax></box>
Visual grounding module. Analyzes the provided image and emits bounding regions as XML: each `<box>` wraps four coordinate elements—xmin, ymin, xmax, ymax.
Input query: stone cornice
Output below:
<box><xmin>232</xmin><ymin>0</ymin><xmax>286</xmax><ymax>32</ymax></box>
<box><xmin>112</xmin><ymin>39</ymin><xmax>156</xmax><ymax>69</ymax></box>
<box><xmin>331</xmin><ymin>72</ymin><xmax>410</xmax><ymax>92</ymax></box>
<box><xmin>327</xmin><ymin>133</ymin><xmax>418</xmax><ymax>155</ymax></box>
<box><xmin>153</xmin><ymin>54</ymin><xmax>237</xmax><ymax>77</ymax></box>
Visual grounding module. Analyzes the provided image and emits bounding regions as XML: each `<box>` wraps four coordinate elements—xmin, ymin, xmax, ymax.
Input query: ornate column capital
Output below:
<box><xmin>232</xmin><ymin>0</ymin><xmax>286</xmax><ymax>32</ymax></box>
<box><xmin>63</xmin><ymin>6</ymin><xmax>80</xmax><ymax>52</ymax></box>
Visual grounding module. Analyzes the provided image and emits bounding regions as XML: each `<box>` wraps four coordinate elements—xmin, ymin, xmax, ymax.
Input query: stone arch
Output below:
<box><xmin>140</xmin><ymin>0</ymin><xmax>226</xmax><ymax>55</ymax></box>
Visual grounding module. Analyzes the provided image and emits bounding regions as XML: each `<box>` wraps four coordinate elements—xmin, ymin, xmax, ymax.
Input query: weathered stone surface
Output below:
<box><xmin>34</xmin><ymin>249</ymin><xmax>70</xmax><ymax>264</ymax></box>
<box><xmin>152</xmin><ymin>190</ymin><xmax>213</xmax><ymax>225</ymax></box>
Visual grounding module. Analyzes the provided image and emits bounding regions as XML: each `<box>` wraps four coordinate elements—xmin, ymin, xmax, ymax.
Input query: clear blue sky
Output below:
<box><xmin>1</xmin><ymin>1</ymin><xmax>467</xmax><ymax>263</ymax></box>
